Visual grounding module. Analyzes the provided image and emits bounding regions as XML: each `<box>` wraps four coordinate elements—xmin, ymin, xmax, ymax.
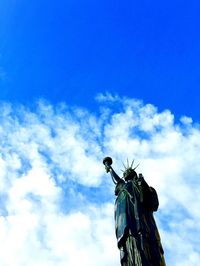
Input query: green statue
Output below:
<box><xmin>103</xmin><ymin>157</ymin><xmax>166</xmax><ymax>266</ymax></box>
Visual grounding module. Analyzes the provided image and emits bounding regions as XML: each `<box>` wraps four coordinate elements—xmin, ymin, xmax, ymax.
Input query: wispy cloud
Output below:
<box><xmin>0</xmin><ymin>96</ymin><xmax>200</xmax><ymax>265</ymax></box>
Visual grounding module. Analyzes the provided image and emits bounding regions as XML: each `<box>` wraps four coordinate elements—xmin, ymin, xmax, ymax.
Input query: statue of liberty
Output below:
<box><xmin>103</xmin><ymin>157</ymin><xmax>166</xmax><ymax>266</ymax></box>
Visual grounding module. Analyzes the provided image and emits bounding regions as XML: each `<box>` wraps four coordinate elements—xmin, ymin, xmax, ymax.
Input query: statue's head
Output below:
<box><xmin>122</xmin><ymin>159</ymin><xmax>139</xmax><ymax>181</ymax></box>
<box><xmin>123</xmin><ymin>168</ymin><xmax>137</xmax><ymax>181</ymax></box>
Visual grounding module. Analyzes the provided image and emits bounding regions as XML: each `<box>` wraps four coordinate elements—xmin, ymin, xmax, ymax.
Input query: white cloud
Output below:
<box><xmin>0</xmin><ymin>96</ymin><xmax>200</xmax><ymax>265</ymax></box>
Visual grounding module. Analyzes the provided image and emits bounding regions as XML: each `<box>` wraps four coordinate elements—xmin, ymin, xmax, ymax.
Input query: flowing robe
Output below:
<box><xmin>114</xmin><ymin>178</ymin><xmax>166</xmax><ymax>266</ymax></box>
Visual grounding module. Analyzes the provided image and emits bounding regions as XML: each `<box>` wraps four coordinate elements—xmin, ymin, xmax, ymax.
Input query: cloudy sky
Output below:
<box><xmin>0</xmin><ymin>1</ymin><xmax>200</xmax><ymax>266</ymax></box>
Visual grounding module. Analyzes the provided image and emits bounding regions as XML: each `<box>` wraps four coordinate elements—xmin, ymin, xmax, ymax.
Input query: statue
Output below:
<box><xmin>103</xmin><ymin>157</ymin><xmax>166</xmax><ymax>266</ymax></box>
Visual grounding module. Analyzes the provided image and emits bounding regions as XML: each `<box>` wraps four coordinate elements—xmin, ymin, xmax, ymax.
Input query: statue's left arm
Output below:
<box><xmin>138</xmin><ymin>174</ymin><xmax>159</xmax><ymax>212</ymax></box>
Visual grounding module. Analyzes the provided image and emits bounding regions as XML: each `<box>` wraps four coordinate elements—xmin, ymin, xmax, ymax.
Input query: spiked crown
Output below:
<box><xmin>122</xmin><ymin>159</ymin><xmax>139</xmax><ymax>180</ymax></box>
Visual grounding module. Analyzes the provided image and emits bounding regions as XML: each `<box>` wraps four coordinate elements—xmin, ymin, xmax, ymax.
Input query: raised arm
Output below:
<box><xmin>109</xmin><ymin>166</ymin><xmax>121</xmax><ymax>184</ymax></box>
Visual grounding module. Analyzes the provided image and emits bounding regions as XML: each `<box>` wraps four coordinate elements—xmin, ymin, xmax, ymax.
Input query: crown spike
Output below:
<box><xmin>127</xmin><ymin>158</ymin><xmax>129</xmax><ymax>168</ymax></box>
<box><xmin>122</xmin><ymin>162</ymin><xmax>126</xmax><ymax>169</ymax></box>
<box><xmin>130</xmin><ymin>159</ymin><xmax>134</xmax><ymax>168</ymax></box>
<box><xmin>133</xmin><ymin>163</ymin><xmax>140</xmax><ymax>171</ymax></box>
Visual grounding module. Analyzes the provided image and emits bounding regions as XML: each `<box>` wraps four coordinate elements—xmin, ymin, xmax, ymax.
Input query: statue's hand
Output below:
<box><xmin>105</xmin><ymin>164</ymin><xmax>111</xmax><ymax>173</ymax></box>
<box><xmin>137</xmin><ymin>174</ymin><xmax>144</xmax><ymax>185</ymax></box>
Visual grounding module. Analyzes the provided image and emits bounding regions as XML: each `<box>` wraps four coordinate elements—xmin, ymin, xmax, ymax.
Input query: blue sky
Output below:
<box><xmin>0</xmin><ymin>1</ymin><xmax>200</xmax><ymax>266</ymax></box>
<box><xmin>0</xmin><ymin>0</ymin><xmax>200</xmax><ymax>120</ymax></box>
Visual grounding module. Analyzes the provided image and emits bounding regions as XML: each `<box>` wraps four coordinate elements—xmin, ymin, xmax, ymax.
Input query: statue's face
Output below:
<box><xmin>123</xmin><ymin>168</ymin><xmax>136</xmax><ymax>180</ymax></box>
